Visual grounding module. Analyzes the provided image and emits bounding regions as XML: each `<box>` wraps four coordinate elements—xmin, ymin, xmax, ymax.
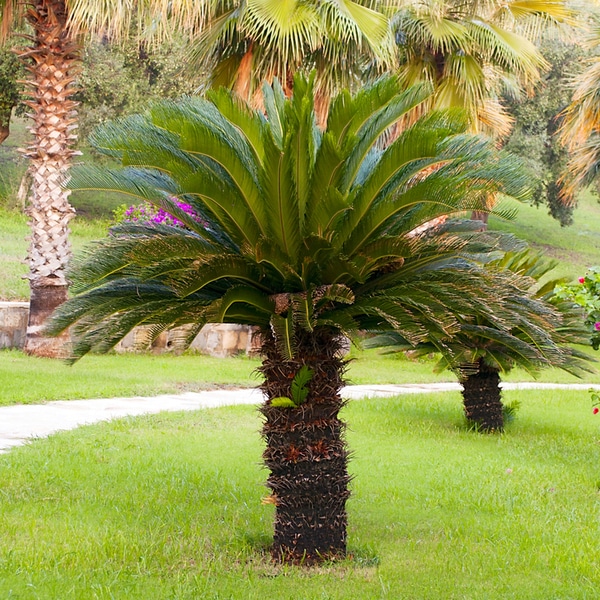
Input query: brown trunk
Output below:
<box><xmin>471</xmin><ymin>211</ymin><xmax>489</xmax><ymax>230</ymax></box>
<box><xmin>0</xmin><ymin>122</ymin><xmax>8</xmax><ymax>144</ymax></box>
<box><xmin>24</xmin><ymin>280</ymin><xmax>70</xmax><ymax>357</ymax></box>
<box><xmin>17</xmin><ymin>0</ymin><xmax>79</xmax><ymax>357</ymax></box>
<box><xmin>461</xmin><ymin>359</ymin><xmax>504</xmax><ymax>432</ymax></box>
<box><xmin>259</xmin><ymin>328</ymin><xmax>350</xmax><ymax>564</ymax></box>
<box><xmin>234</xmin><ymin>44</ymin><xmax>254</xmax><ymax>102</ymax></box>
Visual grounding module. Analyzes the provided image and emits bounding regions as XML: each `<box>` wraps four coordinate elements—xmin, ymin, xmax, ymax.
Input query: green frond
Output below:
<box><xmin>168</xmin><ymin>254</ymin><xmax>270</xmax><ymax>298</ymax></box>
<box><xmin>270</xmin><ymin>312</ymin><xmax>296</xmax><ymax>359</ymax></box>
<box><xmin>149</xmin><ymin>98</ymin><xmax>269</xmax><ymax>238</ymax></box>
<box><xmin>262</xmin><ymin>78</ymin><xmax>287</xmax><ymax>147</ymax></box>
<box><xmin>68</xmin><ymin>165</ymin><xmax>176</xmax><ymax>206</ymax></box>
<box><xmin>206</xmin><ymin>87</ymin><xmax>267</xmax><ymax>164</ymax></box>
<box><xmin>340</xmin><ymin>81</ymin><xmax>434</xmax><ymax>192</ymax></box>
<box><xmin>261</xmin><ymin>130</ymin><xmax>302</xmax><ymax>258</ymax></box>
<box><xmin>214</xmin><ymin>285</ymin><xmax>274</xmax><ymax>323</ymax></box>
<box><xmin>290</xmin><ymin>363</ymin><xmax>314</xmax><ymax>405</ymax></box>
<box><xmin>291</xmin><ymin>293</ymin><xmax>315</xmax><ymax>332</ymax></box>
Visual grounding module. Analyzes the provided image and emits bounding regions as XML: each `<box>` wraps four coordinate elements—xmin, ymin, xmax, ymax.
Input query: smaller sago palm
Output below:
<box><xmin>50</xmin><ymin>75</ymin><xmax>529</xmax><ymax>563</ymax></box>
<box><xmin>369</xmin><ymin>249</ymin><xmax>594</xmax><ymax>432</ymax></box>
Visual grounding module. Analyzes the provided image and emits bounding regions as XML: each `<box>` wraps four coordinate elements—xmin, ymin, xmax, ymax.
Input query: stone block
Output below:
<box><xmin>0</xmin><ymin>302</ymin><xmax>29</xmax><ymax>349</ymax></box>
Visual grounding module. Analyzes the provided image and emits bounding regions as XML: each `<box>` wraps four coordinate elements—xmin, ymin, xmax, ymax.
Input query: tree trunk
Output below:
<box><xmin>18</xmin><ymin>0</ymin><xmax>79</xmax><ymax>357</ymax></box>
<box><xmin>25</xmin><ymin>281</ymin><xmax>70</xmax><ymax>357</ymax></box>
<box><xmin>258</xmin><ymin>328</ymin><xmax>350</xmax><ymax>564</ymax></box>
<box><xmin>0</xmin><ymin>120</ymin><xmax>9</xmax><ymax>144</ymax></box>
<box><xmin>471</xmin><ymin>210</ymin><xmax>489</xmax><ymax>230</ymax></box>
<box><xmin>460</xmin><ymin>360</ymin><xmax>504</xmax><ymax>432</ymax></box>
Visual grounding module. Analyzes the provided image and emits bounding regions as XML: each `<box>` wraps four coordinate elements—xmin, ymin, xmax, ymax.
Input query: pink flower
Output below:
<box><xmin>579</xmin><ymin>277</ymin><xmax>586</xmax><ymax>284</ymax></box>
<box><xmin>595</xmin><ymin>322</ymin><xmax>600</xmax><ymax>331</ymax></box>
<box><xmin>593</xmin><ymin>407</ymin><xmax>599</xmax><ymax>415</ymax></box>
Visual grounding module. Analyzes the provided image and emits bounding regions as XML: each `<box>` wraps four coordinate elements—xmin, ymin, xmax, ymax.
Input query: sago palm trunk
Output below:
<box><xmin>461</xmin><ymin>359</ymin><xmax>504</xmax><ymax>432</ymax></box>
<box><xmin>259</xmin><ymin>328</ymin><xmax>350</xmax><ymax>564</ymax></box>
<box><xmin>19</xmin><ymin>0</ymin><xmax>79</xmax><ymax>357</ymax></box>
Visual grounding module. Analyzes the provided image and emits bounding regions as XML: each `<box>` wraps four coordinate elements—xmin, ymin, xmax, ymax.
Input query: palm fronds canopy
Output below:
<box><xmin>49</xmin><ymin>75</ymin><xmax>530</xmax><ymax>359</ymax></box>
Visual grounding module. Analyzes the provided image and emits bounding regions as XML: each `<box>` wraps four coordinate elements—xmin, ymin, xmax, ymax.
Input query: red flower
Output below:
<box><xmin>593</xmin><ymin>407</ymin><xmax>599</xmax><ymax>415</ymax></box>
<box><xmin>579</xmin><ymin>277</ymin><xmax>586</xmax><ymax>284</ymax></box>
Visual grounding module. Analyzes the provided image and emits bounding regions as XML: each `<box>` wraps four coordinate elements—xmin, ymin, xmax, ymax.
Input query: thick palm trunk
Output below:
<box><xmin>461</xmin><ymin>359</ymin><xmax>504</xmax><ymax>432</ymax></box>
<box><xmin>259</xmin><ymin>328</ymin><xmax>350</xmax><ymax>564</ymax></box>
<box><xmin>19</xmin><ymin>0</ymin><xmax>79</xmax><ymax>357</ymax></box>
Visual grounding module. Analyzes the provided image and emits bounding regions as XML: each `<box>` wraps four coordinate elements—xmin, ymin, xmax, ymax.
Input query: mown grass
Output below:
<box><xmin>1</xmin><ymin>390</ymin><xmax>598</xmax><ymax>598</ymax></box>
<box><xmin>0</xmin><ymin>210</ymin><xmax>112</xmax><ymax>300</ymax></box>
<box><xmin>490</xmin><ymin>191</ymin><xmax>600</xmax><ymax>280</ymax></box>
<box><xmin>1</xmin><ymin>346</ymin><xmax>597</xmax><ymax>406</ymax></box>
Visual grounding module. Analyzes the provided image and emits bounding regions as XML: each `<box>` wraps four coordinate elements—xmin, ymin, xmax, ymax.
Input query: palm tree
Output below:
<box><xmin>369</xmin><ymin>249</ymin><xmax>593</xmax><ymax>431</ymax></box>
<box><xmin>0</xmin><ymin>0</ymin><xmax>213</xmax><ymax>357</ymax></box>
<box><xmin>558</xmin><ymin>19</ymin><xmax>600</xmax><ymax>203</ymax></box>
<box><xmin>48</xmin><ymin>75</ymin><xmax>529</xmax><ymax>562</ymax></box>
<box><xmin>189</xmin><ymin>0</ymin><xmax>395</xmax><ymax>124</ymax></box>
<box><xmin>388</xmin><ymin>0</ymin><xmax>570</xmax><ymax>137</ymax></box>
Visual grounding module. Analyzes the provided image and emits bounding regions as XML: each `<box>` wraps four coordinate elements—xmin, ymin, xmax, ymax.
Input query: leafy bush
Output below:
<box><xmin>556</xmin><ymin>269</ymin><xmax>600</xmax><ymax>349</ymax></box>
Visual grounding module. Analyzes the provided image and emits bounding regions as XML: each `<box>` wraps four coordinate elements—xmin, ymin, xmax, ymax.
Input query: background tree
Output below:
<box><xmin>559</xmin><ymin>16</ymin><xmax>600</xmax><ymax>204</ymax></box>
<box><xmin>503</xmin><ymin>39</ymin><xmax>584</xmax><ymax>226</ymax></box>
<box><xmin>75</xmin><ymin>37</ymin><xmax>203</xmax><ymax>140</ymax></box>
<box><xmin>49</xmin><ymin>76</ymin><xmax>529</xmax><ymax>563</ymax></box>
<box><xmin>389</xmin><ymin>0</ymin><xmax>570</xmax><ymax>137</ymax></box>
<box><xmin>189</xmin><ymin>0</ymin><xmax>395</xmax><ymax>123</ymax></box>
<box><xmin>0</xmin><ymin>45</ymin><xmax>24</xmax><ymax>143</ymax></box>
<box><xmin>387</xmin><ymin>0</ymin><xmax>570</xmax><ymax>227</ymax></box>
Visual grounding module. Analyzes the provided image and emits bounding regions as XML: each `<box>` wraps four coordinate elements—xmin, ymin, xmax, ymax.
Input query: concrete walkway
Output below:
<box><xmin>1</xmin><ymin>382</ymin><xmax>598</xmax><ymax>453</ymax></box>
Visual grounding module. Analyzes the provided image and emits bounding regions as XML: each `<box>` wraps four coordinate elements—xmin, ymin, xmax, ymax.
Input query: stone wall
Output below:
<box><xmin>0</xmin><ymin>302</ymin><xmax>29</xmax><ymax>350</ymax></box>
<box><xmin>0</xmin><ymin>302</ymin><xmax>260</xmax><ymax>357</ymax></box>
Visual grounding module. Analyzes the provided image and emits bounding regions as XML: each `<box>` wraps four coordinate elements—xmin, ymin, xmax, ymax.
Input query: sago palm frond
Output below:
<box><xmin>51</xmin><ymin>75</ymin><xmax>531</xmax><ymax>360</ymax></box>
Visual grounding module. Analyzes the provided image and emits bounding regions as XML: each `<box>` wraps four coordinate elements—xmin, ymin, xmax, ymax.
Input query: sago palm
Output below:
<box><xmin>49</xmin><ymin>75</ymin><xmax>529</xmax><ymax>562</ymax></box>
<box><xmin>369</xmin><ymin>249</ymin><xmax>593</xmax><ymax>431</ymax></box>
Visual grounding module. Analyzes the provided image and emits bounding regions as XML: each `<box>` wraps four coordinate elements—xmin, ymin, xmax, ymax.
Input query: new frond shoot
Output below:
<box><xmin>270</xmin><ymin>364</ymin><xmax>314</xmax><ymax>408</ymax></box>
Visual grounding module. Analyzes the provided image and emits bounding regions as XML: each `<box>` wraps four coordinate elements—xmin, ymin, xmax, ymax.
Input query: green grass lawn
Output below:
<box><xmin>1</xmin><ymin>346</ymin><xmax>597</xmax><ymax>406</ymax></box>
<box><xmin>489</xmin><ymin>191</ymin><xmax>600</xmax><ymax>280</ymax></box>
<box><xmin>1</xmin><ymin>390</ymin><xmax>598</xmax><ymax>599</ymax></box>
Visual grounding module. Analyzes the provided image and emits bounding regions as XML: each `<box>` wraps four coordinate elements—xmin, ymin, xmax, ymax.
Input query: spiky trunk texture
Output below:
<box><xmin>461</xmin><ymin>359</ymin><xmax>504</xmax><ymax>432</ymax></box>
<box><xmin>19</xmin><ymin>0</ymin><xmax>79</xmax><ymax>357</ymax></box>
<box><xmin>259</xmin><ymin>328</ymin><xmax>350</xmax><ymax>564</ymax></box>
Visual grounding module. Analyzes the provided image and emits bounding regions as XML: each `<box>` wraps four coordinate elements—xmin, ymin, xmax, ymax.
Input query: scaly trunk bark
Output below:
<box><xmin>18</xmin><ymin>0</ymin><xmax>79</xmax><ymax>357</ymax></box>
<box><xmin>259</xmin><ymin>328</ymin><xmax>350</xmax><ymax>564</ymax></box>
<box><xmin>460</xmin><ymin>359</ymin><xmax>504</xmax><ymax>432</ymax></box>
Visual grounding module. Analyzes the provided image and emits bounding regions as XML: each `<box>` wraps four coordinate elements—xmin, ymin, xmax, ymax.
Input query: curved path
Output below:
<box><xmin>1</xmin><ymin>382</ymin><xmax>598</xmax><ymax>453</ymax></box>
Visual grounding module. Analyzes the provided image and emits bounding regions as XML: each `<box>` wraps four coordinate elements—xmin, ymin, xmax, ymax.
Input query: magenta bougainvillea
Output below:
<box><xmin>114</xmin><ymin>200</ymin><xmax>206</xmax><ymax>229</ymax></box>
